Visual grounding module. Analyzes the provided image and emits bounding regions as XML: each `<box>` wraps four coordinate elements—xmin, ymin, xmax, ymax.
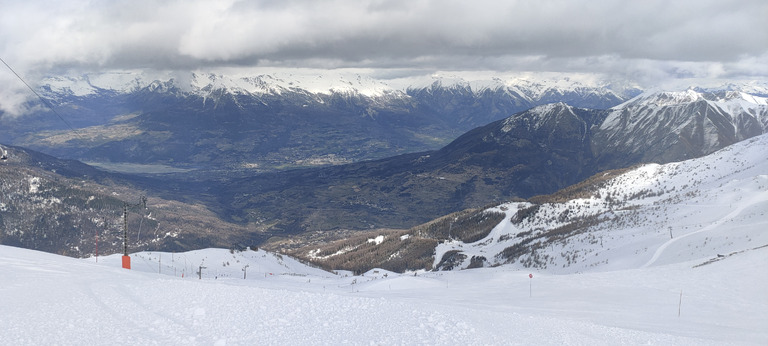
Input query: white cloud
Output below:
<box><xmin>0</xmin><ymin>79</ymin><xmax>39</xmax><ymax>117</ymax></box>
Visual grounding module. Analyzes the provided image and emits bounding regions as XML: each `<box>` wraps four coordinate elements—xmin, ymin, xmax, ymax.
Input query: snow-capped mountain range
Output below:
<box><xmin>38</xmin><ymin>70</ymin><xmax>643</xmax><ymax>100</ymax></box>
<box><xmin>593</xmin><ymin>89</ymin><xmax>768</xmax><ymax>168</ymax></box>
<box><xmin>40</xmin><ymin>70</ymin><xmax>396</xmax><ymax>97</ymax></box>
<box><xmin>37</xmin><ymin>70</ymin><xmax>768</xmax><ymax>112</ymax></box>
<box><xmin>20</xmin><ymin>71</ymin><xmax>764</xmax><ymax>173</ymax></box>
<box><xmin>5</xmin><ymin>70</ymin><xmax>646</xmax><ymax>172</ymax></box>
<box><xmin>38</xmin><ymin>69</ymin><xmax>768</xmax><ymax>99</ymax></box>
<box><xmin>10</xmin><ymin>70</ymin><xmax>762</xmax><ymax>175</ymax></box>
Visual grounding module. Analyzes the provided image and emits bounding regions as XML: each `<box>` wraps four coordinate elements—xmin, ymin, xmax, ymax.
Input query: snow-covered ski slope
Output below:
<box><xmin>1</xmin><ymin>242</ymin><xmax>766</xmax><ymax>345</ymax></box>
<box><xmin>433</xmin><ymin>133</ymin><xmax>768</xmax><ymax>273</ymax></box>
<box><xmin>2</xmin><ymin>137</ymin><xmax>767</xmax><ymax>345</ymax></box>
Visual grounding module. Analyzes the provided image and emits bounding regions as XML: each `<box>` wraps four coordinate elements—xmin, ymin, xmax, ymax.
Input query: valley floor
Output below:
<box><xmin>1</xmin><ymin>245</ymin><xmax>766</xmax><ymax>345</ymax></box>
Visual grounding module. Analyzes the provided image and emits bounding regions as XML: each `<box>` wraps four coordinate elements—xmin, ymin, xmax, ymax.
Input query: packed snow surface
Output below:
<box><xmin>1</xmin><ymin>243</ymin><xmax>766</xmax><ymax>345</ymax></box>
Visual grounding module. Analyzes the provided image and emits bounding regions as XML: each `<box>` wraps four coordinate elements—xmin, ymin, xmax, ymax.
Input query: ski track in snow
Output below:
<box><xmin>1</xmin><ymin>244</ymin><xmax>767</xmax><ymax>345</ymax></box>
<box><xmin>642</xmin><ymin>191</ymin><xmax>768</xmax><ymax>268</ymax></box>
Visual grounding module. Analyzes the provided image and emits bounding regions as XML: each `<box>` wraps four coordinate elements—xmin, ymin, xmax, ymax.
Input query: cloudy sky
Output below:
<box><xmin>1</xmin><ymin>0</ymin><xmax>766</xmax><ymax>87</ymax></box>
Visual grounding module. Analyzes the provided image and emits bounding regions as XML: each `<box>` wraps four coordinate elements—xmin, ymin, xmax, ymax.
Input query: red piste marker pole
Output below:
<box><xmin>529</xmin><ymin>273</ymin><xmax>533</xmax><ymax>297</ymax></box>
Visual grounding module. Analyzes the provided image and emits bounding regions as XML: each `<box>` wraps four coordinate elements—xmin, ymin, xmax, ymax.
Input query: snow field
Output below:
<box><xmin>1</xmin><ymin>243</ymin><xmax>766</xmax><ymax>345</ymax></box>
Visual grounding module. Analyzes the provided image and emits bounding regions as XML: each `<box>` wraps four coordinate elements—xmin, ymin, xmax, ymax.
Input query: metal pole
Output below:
<box><xmin>123</xmin><ymin>204</ymin><xmax>128</xmax><ymax>256</ymax></box>
<box><xmin>121</xmin><ymin>196</ymin><xmax>146</xmax><ymax>270</ymax></box>
<box><xmin>528</xmin><ymin>273</ymin><xmax>533</xmax><ymax>298</ymax></box>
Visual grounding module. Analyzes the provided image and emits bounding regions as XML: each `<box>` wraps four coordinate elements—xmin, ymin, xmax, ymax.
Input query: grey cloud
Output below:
<box><xmin>0</xmin><ymin>0</ymin><xmax>765</xmax><ymax>84</ymax></box>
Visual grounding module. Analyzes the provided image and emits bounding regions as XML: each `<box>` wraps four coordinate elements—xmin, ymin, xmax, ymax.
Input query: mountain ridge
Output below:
<box><xmin>284</xmin><ymin>133</ymin><xmax>768</xmax><ymax>273</ymax></box>
<box><xmin>218</xmin><ymin>89</ymin><xmax>767</xmax><ymax>235</ymax></box>
<box><xmin>3</xmin><ymin>71</ymin><xmax>649</xmax><ymax>174</ymax></box>
<box><xmin>37</xmin><ymin>71</ymin><xmax>640</xmax><ymax>99</ymax></box>
<box><xmin>9</xmin><ymin>72</ymin><xmax>764</xmax><ymax>177</ymax></box>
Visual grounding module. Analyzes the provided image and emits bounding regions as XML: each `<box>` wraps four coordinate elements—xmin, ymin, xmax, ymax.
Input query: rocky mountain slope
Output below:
<box><xmin>0</xmin><ymin>145</ymin><xmax>257</xmax><ymax>257</ymax></box>
<box><xmin>286</xmin><ymin>133</ymin><xmax>768</xmax><ymax>273</ymax></box>
<box><xmin>593</xmin><ymin>89</ymin><xmax>768</xmax><ymax>169</ymax></box>
<box><xmin>220</xmin><ymin>89</ymin><xmax>768</xmax><ymax>234</ymax></box>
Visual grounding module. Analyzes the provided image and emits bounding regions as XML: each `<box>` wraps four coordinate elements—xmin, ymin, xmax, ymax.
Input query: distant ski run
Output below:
<box><xmin>641</xmin><ymin>191</ymin><xmax>768</xmax><ymax>268</ymax></box>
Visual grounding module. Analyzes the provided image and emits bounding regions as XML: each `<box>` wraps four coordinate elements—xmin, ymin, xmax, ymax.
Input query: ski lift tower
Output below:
<box><xmin>122</xmin><ymin>196</ymin><xmax>147</xmax><ymax>269</ymax></box>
